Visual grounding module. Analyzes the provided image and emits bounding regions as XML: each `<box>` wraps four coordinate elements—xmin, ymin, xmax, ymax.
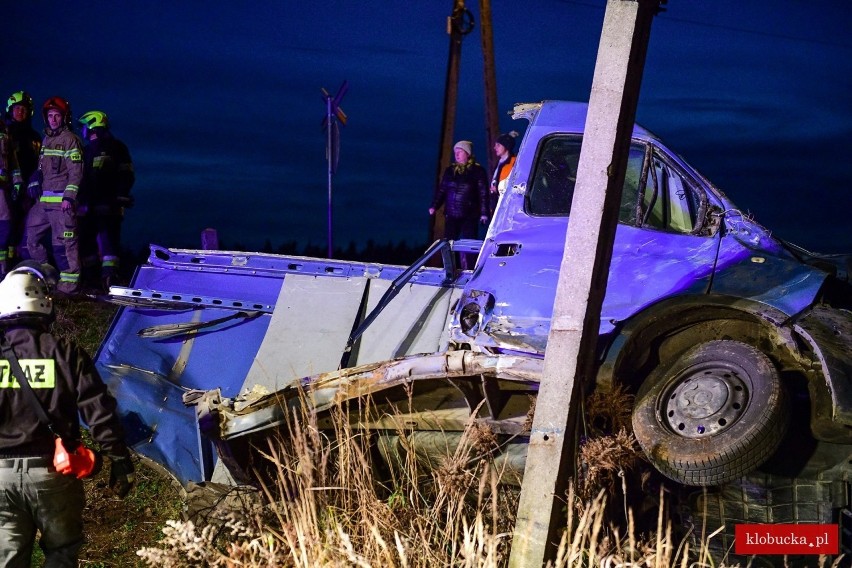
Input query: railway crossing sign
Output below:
<box><xmin>321</xmin><ymin>80</ymin><xmax>348</xmax><ymax>258</ymax></box>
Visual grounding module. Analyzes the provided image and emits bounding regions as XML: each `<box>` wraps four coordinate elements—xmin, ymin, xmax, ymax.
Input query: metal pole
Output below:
<box><xmin>320</xmin><ymin>81</ymin><xmax>347</xmax><ymax>259</ymax></box>
<box><xmin>508</xmin><ymin>1</ymin><xmax>661</xmax><ymax>565</ymax></box>
<box><xmin>327</xmin><ymin>94</ymin><xmax>333</xmax><ymax>258</ymax></box>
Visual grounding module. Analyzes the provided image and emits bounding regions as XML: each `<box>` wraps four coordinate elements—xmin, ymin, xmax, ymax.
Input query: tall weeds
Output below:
<box><xmin>137</xmin><ymin>387</ymin><xmax>754</xmax><ymax>567</ymax></box>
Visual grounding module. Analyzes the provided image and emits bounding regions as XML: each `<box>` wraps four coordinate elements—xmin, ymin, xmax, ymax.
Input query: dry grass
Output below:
<box><xmin>135</xmin><ymin>382</ymin><xmax>758</xmax><ymax>568</ymax></box>
<box><xmin>577</xmin><ymin>428</ymin><xmax>643</xmax><ymax>501</ymax></box>
<box><xmin>80</xmin><ymin>455</ymin><xmax>184</xmax><ymax>565</ymax></box>
<box><xmin>585</xmin><ymin>383</ymin><xmax>634</xmax><ymax>434</ymax></box>
<box><xmin>52</xmin><ymin>297</ymin><xmax>118</xmax><ymax>353</ymax></box>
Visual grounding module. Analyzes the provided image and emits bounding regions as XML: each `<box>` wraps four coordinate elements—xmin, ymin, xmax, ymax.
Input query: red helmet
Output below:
<box><xmin>42</xmin><ymin>96</ymin><xmax>72</xmax><ymax>126</ymax></box>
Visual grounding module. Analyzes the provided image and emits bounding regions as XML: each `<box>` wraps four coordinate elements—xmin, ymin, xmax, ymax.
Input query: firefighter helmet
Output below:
<box><xmin>78</xmin><ymin>110</ymin><xmax>109</xmax><ymax>131</ymax></box>
<box><xmin>42</xmin><ymin>96</ymin><xmax>72</xmax><ymax>126</ymax></box>
<box><xmin>0</xmin><ymin>263</ymin><xmax>57</xmax><ymax>323</ymax></box>
<box><xmin>6</xmin><ymin>91</ymin><xmax>34</xmax><ymax>117</ymax></box>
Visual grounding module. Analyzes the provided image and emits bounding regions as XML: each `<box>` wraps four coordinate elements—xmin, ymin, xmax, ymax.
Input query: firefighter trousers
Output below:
<box><xmin>79</xmin><ymin>212</ymin><xmax>122</xmax><ymax>284</ymax></box>
<box><xmin>25</xmin><ymin>202</ymin><xmax>81</xmax><ymax>292</ymax></box>
<box><xmin>0</xmin><ymin>219</ymin><xmax>10</xmax><ymax>277</ymax></box>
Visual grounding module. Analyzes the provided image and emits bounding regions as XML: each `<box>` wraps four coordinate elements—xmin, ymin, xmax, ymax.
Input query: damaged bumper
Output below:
<box><xmin>187</xmin><ymin>350</ymin><xmax>542</xmax><ymax>439</ymax></box>
<box><xmin>183</xmin><ymin>351</ymin><xmax>543</xmax><ymax>483</ymax></box>
<box><xmin>794</xmin><ymin>305</ymin><xmax>852</xmax><ymax>442</ymax></box>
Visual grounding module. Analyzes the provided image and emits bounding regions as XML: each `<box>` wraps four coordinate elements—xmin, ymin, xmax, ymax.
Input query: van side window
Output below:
<box><xmin>619</xmin><ymin>144</ymin><xmax>647</xmax><ymax>225</ymax></box>
<box><xmin>640</xmin><ymin>154</ymin><xmax>703</xmax><ymax>234</ymax></box>
<box><xmin>527</xmin><ymin>136</ymin><xmax>581</xmax><ymax>216</ymax></box>
<box><xmin>527</xmin><ymin>136</ymin><xmax>646</xmax><ymax>223</ymax></box>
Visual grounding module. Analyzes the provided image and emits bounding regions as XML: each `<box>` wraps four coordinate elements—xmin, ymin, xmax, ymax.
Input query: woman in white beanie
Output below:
<box><xmin>428</xmin><ymin>140</ymin><xmax>488</xmax><ymax>268</ymax></box>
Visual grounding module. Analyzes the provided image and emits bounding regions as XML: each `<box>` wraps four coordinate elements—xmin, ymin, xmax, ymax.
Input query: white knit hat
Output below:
<box><xmin>453</xmin><ymin>140</ymin><xmax>473</xmax><ymax>157</ymax></box>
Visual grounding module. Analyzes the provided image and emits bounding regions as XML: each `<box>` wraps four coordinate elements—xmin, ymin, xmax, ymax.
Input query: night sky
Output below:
<box><xmin>5</xmin><ymin>1</ymin><xmax>851</xmax><ymax>255</ymax></box>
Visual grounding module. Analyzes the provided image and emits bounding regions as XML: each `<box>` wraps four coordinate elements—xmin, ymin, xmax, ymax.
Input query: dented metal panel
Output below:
<box><xmin>793</xmin><ymin>305</ymin><xmax>852</xmax><ymax>438</ymax></box>
<box><xmin>244</xmin><ymin>274</ymin><xmax>368</xmax><ymax>389</ymax></box>
<box><xmin>351</xmin><ymin>280</ymin><xmax>462</xmax><ymax>366</ymax></box>
<box><xmin>97</xmin><ymin>246</ymin><xmax>467</xmax><ymax>486</ymax></box>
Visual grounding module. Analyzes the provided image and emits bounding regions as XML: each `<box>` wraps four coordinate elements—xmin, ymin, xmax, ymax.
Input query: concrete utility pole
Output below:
<box><xmin>508</xmin><ymin>1</ymin><xmax>662</xmax><ymax>566</ymax></box>
<box><xmin>479</xmin><ymin>0</ymin><xmax>500</xmax><ymax>176</ymax></box>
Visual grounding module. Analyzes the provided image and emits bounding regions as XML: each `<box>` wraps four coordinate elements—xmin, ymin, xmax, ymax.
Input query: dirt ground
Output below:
<box><xmin>77</xmin><ymin>456</ymin><xmax>183</xmax><ymax>566</ymax></box>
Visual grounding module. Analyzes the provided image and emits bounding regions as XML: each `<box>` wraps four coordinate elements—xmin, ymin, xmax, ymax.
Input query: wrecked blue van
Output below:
<box><xmin>96</xmin><ymin>101</ymin><xmax>852</xmax><ymax>537</ymax></box>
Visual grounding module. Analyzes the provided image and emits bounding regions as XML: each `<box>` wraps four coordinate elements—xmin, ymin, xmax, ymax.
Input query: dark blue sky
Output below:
<box><xmin>5</xmin><ymin>1</ymin><xmax>851</xmax><ymax>254</ymax></box>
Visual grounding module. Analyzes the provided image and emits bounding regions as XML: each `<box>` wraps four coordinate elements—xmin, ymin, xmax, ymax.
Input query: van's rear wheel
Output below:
<box><xmin>632</xmin><ymin>340</ymin><xmax>788</xmax><ymax>486</ymax></box>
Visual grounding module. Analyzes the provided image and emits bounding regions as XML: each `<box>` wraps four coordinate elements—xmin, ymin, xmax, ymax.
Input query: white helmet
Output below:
<box><xmin>0</xmin><ymin>263</ymin><xmax>56</xmax><ymax>322</ymax></box>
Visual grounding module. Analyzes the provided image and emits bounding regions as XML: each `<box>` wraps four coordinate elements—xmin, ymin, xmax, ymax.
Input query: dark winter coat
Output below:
<box><xmin>432</xmin><ymin>159</ymin><xmax>488</xmax><ymax>220</ymax></box>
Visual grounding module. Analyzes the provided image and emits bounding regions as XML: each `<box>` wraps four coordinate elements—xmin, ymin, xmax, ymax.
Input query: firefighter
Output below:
<box><xmin>0</xmin><ymin>121</ymin><xmax>23</xmax><ymax>277</ymax></box>
<box><xmin>78</xmin><ymin>110</ymin><xmax>135</xmax><ymax>291</ymax></box>
<box><xmin>25</xmin><ymin>97</ymin><xmax>84</xmax><ymax>295</ymax></box>
<box><xmin>0</xmin><ymin>262</ymin><xmax>134</xmax><ymax>566</ymax></box>
<box><xmin>4</xmin><ymin>91</ymin><xmax>42</xmax><ymax>262</ymax></box>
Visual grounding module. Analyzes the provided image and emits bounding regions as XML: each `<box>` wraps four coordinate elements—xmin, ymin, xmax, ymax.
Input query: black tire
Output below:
<box><xmin>678</xmin><ymin>474</ymin><xmax>850</xmax><ymax>567</ymax></box>
<box><xmin>632</xmin><ymin>340</ymin><xmax>788</xmax><ymax>486</ymax></box>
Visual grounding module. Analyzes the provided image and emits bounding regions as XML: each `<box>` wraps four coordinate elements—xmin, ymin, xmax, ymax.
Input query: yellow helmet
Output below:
<box><xmin>78</xmin><ymin>110</ymin><xmax>109</xmax><ymax>131</ymax></box>
<box><xmin>6</xmin><ymin>91</ymin><xmax>34</xmax><ymax>117</ymax></box>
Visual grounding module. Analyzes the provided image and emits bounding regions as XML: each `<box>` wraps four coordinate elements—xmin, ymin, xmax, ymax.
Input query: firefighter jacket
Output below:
<box><xmin>0</xmin><ymin>325</ymin><xmax>130</xmax><ymax>459</ymax></box>
<box><xmin>80</xmin><ymin>132</ymin><xmax>135</xmax><ymax>215</ymax></box>
<box><xmin>0</xmin><ymin>125</ymin><xmax>23</xmax><ymax>221</ymax></box>
<box><xmin>432</xmin><ymin>158</ymin><xmax>488</xmax><ymax>220</ymax></box>
<box><xmin>6</xmin><ymin>119</ymin><xmax>41</xmax><ymax>184</ymax></box>
<box><xmin>37</xmin><ymin>126</ymin><xmax>84</xmax><ymax>207</ymax></box>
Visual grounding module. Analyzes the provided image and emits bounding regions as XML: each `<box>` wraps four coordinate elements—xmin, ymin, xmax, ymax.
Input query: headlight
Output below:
<box><xmin>459</xmin><ymin>302</ymin><xmax>482</xmax><ymax>335</ymax></box>
<box><xmin>455</xmin><ymin>290</ymin><xmax>496</xmax><ymax>338</ymax></box>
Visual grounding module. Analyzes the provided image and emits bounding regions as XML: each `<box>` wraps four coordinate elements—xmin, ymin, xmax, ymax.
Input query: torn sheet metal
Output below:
<box><xmin>183</xmin><ymin>351</ymin><xmax>543</xmax><ymax>484</ymax></box>
<box><xmin>96</xmin><ymin>246</ymin><xmax>468</xmax><ymax>486</ymax></box>
<box><xmin>191</xmin><ymin>350</ymin><xmax>543</xmax><ymax>438</ymax></box>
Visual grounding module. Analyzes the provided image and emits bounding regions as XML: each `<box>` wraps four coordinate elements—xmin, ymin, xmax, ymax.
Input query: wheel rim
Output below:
<box><xmin>659</xmin><ymin>362</ymin><xmax>749</xmax><ymax>438</ymax></box>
